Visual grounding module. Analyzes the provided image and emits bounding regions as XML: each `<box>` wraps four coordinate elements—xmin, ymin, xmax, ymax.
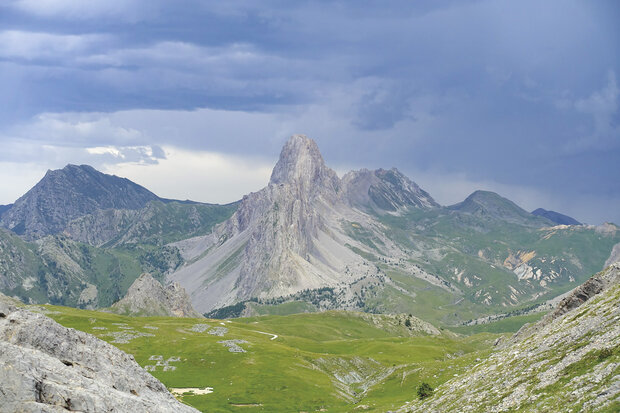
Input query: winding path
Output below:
<box><xmin>252</xmin><ymin>330</ymin><xmax>278</xmax><ymax>340</ymax></box>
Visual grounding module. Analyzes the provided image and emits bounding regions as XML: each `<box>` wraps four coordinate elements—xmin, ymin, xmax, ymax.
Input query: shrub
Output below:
<box><xmin>417</xmin><ymin>382</ymin><xmax>433</xmax><ymax>400</ymax></box>
<box><xmin>598</xmin><ymin>347</ymin><xmax>614</xmax><ymax>361</ymax></box>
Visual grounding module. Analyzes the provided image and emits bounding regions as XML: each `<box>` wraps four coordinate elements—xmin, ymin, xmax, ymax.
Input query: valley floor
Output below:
<box><xmin>44</xmin><ymin>306</ymin><xmax>500</xmax><ymax>412</ymax></box>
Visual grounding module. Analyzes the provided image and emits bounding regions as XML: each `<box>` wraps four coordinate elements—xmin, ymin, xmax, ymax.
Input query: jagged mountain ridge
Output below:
<box><xmin>0</xmin><ymin>135</ymin><xmax>617</xmax><ymax>325</ymax></box>
<box><xmin>0</xmin><ymin>164</ymin><xmax>160</xmax><ymax>240</ymax></box>
<box><xmin>169</xmin><ymin>135</ymin><xmax>401</xmax><ymax>312</ymax></box>
<box><xmin>168</xmin><ymin>135</ymin><xmax>619</xmax><ymax>321</ymax></box>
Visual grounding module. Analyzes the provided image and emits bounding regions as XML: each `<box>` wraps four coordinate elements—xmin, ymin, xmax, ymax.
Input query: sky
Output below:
<box><xmin>0</xmin><ymin>0</ymin><xmax>618</xmax><ymax>224</ymax></box>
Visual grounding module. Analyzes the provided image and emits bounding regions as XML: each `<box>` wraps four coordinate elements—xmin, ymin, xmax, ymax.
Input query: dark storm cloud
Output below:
<box><xmin>0</xmin><ymin>0</ymin><xmax>618</xmax><ymax>223</ymax></box>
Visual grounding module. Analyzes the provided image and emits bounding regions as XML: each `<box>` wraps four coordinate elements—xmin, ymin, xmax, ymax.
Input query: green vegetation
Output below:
<box><xmin>416</xmin><ymin>382</ymin><xmax>433</xmax><ymax>400</ymax></box>
<box><xmin>46</xmin><ymin>305</ymin><xmax>498</xmax><ymax>412</ymax></box>
<box><xmin>0</xmin><ymin>201</ymin><xmax>237</xmax><ymax>308</ymax></box>
<box><xmin>369</xmin><ymin>207</ymin><xmax>620</xmax><ymax>325</ymax></box>
<box><xmin>101</xmin><ymin>201</ymin><xmax>238</xmax><ymax>247</ymax></box>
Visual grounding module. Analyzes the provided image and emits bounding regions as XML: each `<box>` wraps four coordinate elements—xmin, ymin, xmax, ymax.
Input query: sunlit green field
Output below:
<box><xmin>45</xmin><ymin>306</ymin><xmax>501</xmax><ymax>412</ymax></box>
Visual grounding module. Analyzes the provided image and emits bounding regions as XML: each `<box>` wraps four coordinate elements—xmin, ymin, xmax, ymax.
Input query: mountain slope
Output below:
<box><xmin>0</xmin><ymin>204</ymin><xmax>11</xmax><ymax>219</ymax></box>
<box><xmin>532</xmin><ymin>208</ymin><xmax>581</xmax><ymax>225</ymax></box>
<box><xmin>401</xmin><ymin>264</ymin><xmax>620</xmax><ymax>412</ymax></box>
<box><xmin>0</xmin><ymin>164</ymin><xmax>159</xmax><ymax>240</ymax></box>
<box><xmin>64</xmin><ymin>200</ymin><xmax>238</xmax><ymax>247</ymax></box>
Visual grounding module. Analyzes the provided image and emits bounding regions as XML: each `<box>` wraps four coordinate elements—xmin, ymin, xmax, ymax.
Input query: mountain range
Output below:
<box><xmin>0</xmin><ymin>135</ymin><xmax>618</xmax><ymax>327</ymax></box>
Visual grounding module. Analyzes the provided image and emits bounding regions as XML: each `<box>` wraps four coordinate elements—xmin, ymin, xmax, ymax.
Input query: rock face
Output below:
<box><xmin>605</xmin><ymin>242</ymin><xmax>620</xmax><ymax>267</ymax></box>
<box><xmin>168</xmin><ymin>135</ymin><xmax>438</xmax><ymax>312</ymax></box>
<box><xmin>63</xmin><ymin>200</ymin><xmax>238</xmax><ymax>248</ymax></box>
<box><xmin>0</xmin><ymin>164</ymin><xmax>159</xmax><ymax>240</ymax></box>
<box><xmin>401</xmin><ymin>264</ymin><xmax>620</xmax><ymax>412</ymax></box>
<box><xmin>0</xmin><ymin>293</ymin><xmax>198</xmax><ymax>412</ymax></box>
<box><xmin>531</xmin><ymin>208</ymin><xmax>581</xmax><ymax>225</ymax></box>
<box><xmin>342</xmin><ymin>168</ymin><xmax>438</xmax><ymax>213</ymax></box>
<box><xmin>111</xmin><ymin>273</ymin><xmax>202</xmax><ymax>318</ymax></box>
<box><xmin>549</xmin><ymin>262</ymin><xmax>620</xmax><ymax>319</ymax></box>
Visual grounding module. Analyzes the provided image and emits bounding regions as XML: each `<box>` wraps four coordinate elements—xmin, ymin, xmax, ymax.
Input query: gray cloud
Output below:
<box><xmin>0</xmin><ymin>0</ymin><xmax>618</xmax><ymax>224</ymax></box>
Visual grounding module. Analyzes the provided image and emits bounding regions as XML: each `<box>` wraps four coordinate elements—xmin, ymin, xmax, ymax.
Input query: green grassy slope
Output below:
<box><xmin>101</xmin><ymin>201</ymin><xmax>238</xmax><ymax>247</ymax></box>
<box><xmin>366</xmin><ymin>207</ymin><xmax>620</xmax><ymax>324</ymax></box>
<box><xmin>45</xmin><ymin>306</ymin><xmax>498</xmax><ymax>413</ymax></box>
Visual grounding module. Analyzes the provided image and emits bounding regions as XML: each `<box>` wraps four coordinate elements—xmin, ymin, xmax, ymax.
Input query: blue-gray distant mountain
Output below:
<box><xmin>0</xmin><ymin>204</ymin><xmax>11</xmax><ymax>219</ymax></box>
<box><xmin>0</xmin><ymin>164</ymin><xmax>160</xmax><ymax>240</ymax></box>
<box><xmin>531</xmin><ymin>208</ymin><xmax>581</xmax><ymax>225</ymax></box>
<box><xmin>448</xmin><ymin>190</ymin><xmax>552</xmax><ymax>227</ymax></box>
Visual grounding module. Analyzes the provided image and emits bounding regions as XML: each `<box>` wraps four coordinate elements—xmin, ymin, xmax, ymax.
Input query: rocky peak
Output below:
<box><xmin>269</xmin><ymin>134</ymin><xmax>340</xmax><ymax>192</ymax></box>
<box><xmin>0</xmin><ymin>164</ymin><xmax>160</xmax><ymax>240</ymax></box>
<box><xmin>111</xmin><ymin>273</ymin><xmax>202</xmax><ymax>318</ymax></box>
<box><xmin>342</xmin><ymin>167</ymin><xmax>439</xmax><ymax>213</ymax></box>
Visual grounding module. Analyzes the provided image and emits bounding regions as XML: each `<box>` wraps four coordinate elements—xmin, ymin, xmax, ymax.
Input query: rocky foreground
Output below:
<box><xmin>401</xmin><ymin>263</ymin><xmax>620</xmax><ymax>412</ymax></box>
<box><xmin>0</xmin><ymin>293</ymin><xmax>198</xmax><ymax>412</ymax></box>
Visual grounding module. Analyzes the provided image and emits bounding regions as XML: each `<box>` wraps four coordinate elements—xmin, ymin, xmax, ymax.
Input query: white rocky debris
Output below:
<box><xmin>208</xmin><ymin>326</ymin><xmax>228</xmax><ymax>336</ymax></box>
<box><xmin>218</xmin><ymin>339</ymin><xmax>249</xmax><ymax>353</ymax></box>
<box><xmin>144</xmin><ymin>355</ymin><xmax>182</xmax><ymax>372</ymax></box>
<box><xmin>190</xmin><ymin>323</ymin><xmax>210</xmax><ymax>332</ymax></box>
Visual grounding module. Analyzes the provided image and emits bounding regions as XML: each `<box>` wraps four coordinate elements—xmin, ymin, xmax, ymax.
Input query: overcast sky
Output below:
<box><xmin>0</xmin><ymin>0</ymin><xmax>618</xmax><ymax>224</ymax></box>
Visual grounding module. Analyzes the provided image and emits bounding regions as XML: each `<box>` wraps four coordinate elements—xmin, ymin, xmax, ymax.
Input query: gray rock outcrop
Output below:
<box><xmin>111</xmin><ymin>273</ymin><xmax>202</xmax><ymax>318</ymax></box>
<box><xmin>550</xmin><ymin>262</ymin><xmax>620</xmax><ymax>319</ymax></box>
<box><xmin>605</xmin><ymin>242</ymin><xmax>620</xmax><ymax>267</ymax></box>
<box><xmin>0</xmin><ymin>294</ymin><xmax>198</xmax><ymax>412</ymax></box>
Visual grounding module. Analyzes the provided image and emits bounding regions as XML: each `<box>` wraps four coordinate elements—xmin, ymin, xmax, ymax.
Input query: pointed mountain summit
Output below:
<box><xmin>169</xmin><ymin>135</ymin><xmax>365</xmax><ymax>312</ymax></box>
<box><xmin>0</xmin><ymin>164</ymin><xmax>160</xmax><ymax>239</ymax></box>
<box><xmin>168</xmin><ymin>135</ymin><xmax>441</xmax><ymax>313</ymax></box>
<box><xmin>270</xmin><ymin>134</ymin><xmax>340</xmax><ymax>191</ymax></box>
